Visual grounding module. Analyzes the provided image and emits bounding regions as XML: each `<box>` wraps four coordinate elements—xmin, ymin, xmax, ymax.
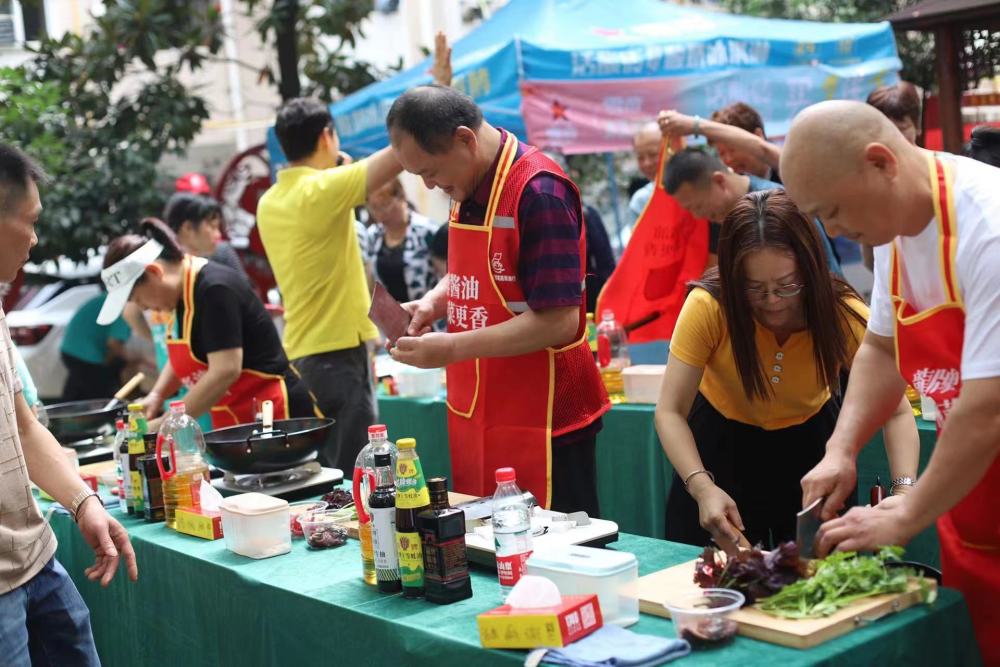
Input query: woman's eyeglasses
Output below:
<box><xmin>746</xmin><ymin>283</ymin><xmax>804</xmax><ymax>300</ymax></box>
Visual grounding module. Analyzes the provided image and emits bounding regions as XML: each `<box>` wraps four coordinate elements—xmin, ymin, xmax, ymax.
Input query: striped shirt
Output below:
<box><xmin>458</xmin><ymin>129</ymin><xmax>583</xmax><ymax>311</ymax></box>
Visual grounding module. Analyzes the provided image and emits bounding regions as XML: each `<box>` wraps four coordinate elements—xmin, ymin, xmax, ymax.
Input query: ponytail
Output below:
<box><xmin>103</xmin><ymin>217</ymin><xmax>185</xmax><ymax>273</ymax></box>
<box><xmin>138</xmin><ymin>217</ymin><xmax>185</xmax><ymax>261</ymax></box>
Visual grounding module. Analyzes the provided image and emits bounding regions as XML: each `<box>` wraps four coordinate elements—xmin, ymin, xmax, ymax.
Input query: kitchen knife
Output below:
<box><xmin>796</xmin><ymin>496</ymin><xmax>825</xmax><ymax>559</ymax></box>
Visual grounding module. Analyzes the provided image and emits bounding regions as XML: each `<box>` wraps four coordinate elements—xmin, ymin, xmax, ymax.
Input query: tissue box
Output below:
<box><xmin>174</xmin><ymin>508</ymin><xmax>224</xmax><ymax>540</ymax></box>
<box><xmin>478</xmin><ymin>594</ymin><xmax>603</xmax><ymax>649</ymax></box>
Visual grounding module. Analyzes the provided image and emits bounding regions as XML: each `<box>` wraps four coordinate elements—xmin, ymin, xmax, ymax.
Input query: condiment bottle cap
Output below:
<box><xmin>495</xmin><ymin>467</ymin><xmax>516</xmax><ymax>483</ymax></box>
<box><xmin>368</xmin><ymin>424</ymin><xmax>387</xmax><ymax>436</ymax></box>
<box><xmin>397</xmin><ymin>437</ymin><xmax>416</xmax><ymax>450</ymax></box>
<box><xmin>128</xmin><ymin>403</ymin><xmax>144</xmax><ymax>412</ymax></box>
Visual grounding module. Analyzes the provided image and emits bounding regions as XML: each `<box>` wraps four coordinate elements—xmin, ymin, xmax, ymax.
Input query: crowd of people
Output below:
<box><xmin>0</xmin><ymin>29</ymin><xmax>997</xmax><ymax>662</ymax></box>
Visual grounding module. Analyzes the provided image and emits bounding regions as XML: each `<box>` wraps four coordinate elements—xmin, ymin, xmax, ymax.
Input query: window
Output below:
<box><xmin>0</xmin><ymin>0</ymin><xmax>47</xmax><ymax>47</ymax></box>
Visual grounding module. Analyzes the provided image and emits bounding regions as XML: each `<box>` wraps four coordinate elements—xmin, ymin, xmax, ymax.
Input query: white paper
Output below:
<box><xmin>200</xmin><ymin>479</ymin><xmax>224</xmax><ymax>512</ymax></box>
<box><xmin>505</xmin><ymin>574</ymin><xmax>562</xmax><ymax>609</ymax></box>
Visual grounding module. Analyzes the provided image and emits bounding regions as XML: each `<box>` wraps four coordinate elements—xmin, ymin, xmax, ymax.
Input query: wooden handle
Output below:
<box><xmin>115</xmin><ymin>372</ymin><xmax>145</xmax><ymax>400</ymax></box>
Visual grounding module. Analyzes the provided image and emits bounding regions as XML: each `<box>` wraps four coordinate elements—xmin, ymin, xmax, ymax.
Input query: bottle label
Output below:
<box><xmin>371</xmin><ymin>506</ymin><xmax>399</xmax><ymax>580</ymax></box>
<box><xmin>394</xmin><ymin>457</ymin><xmax>430</xmax><ymax>509</ymax></box>
<box><xmin>495</xmin><ymin>529</ymin><xmax>532</xmax><ymax>587</ymax></box>
<box><xmin>396</xmin><ymin>531</ymin><xmax>424</xmax><ymax>589</ymax></box>
<box><xmin>359</xmin><ymin>521</ymin><xmax>374</xmax><ymax>560</ymax></box>
<box><xmin>422</xmin><ymin>535</ymin><xmax>469</xmax><ymax>584</ymax></box>
<box><xmin>127</xmin><ymin>413</ymin><xmax>148</xmax><ymax>455</ymax></box>
<box><xmin>130</xmin><ymin>471</ymin><xmax>144</xmax><ymax>511</ymax></box>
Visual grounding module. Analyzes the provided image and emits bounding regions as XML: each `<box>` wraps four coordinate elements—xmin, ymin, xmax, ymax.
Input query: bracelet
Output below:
<box><xmin>890</xmin><ymin>477</ymin><xmax>915</xmax><ymax>495</ymax></box>
<box><xmin>683</xmin><ymin>468</ymin><xmax>714</xmax><ymax>488</ymax></box>
<box><xmin>71</xmin><ymin>492</ymin><xmax>100</xmax><ymax>523</ymax></box>
<box><xmin>692</xmin><ymin>115</ymin><xmax>702</xmax><ymax>138</ymax></box>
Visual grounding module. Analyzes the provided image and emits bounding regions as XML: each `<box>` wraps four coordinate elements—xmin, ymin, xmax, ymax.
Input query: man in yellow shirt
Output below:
<box><xmin>257</xmin><ymin>98</ymin><xmax>402</xmax><ymax>471</ymax></box>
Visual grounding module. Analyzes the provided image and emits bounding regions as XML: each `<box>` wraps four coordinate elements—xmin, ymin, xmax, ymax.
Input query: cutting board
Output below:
<box><xmin>634</xmin><ymin>559</ymin><xmax>936</xmax><ymax>649</ymax></box>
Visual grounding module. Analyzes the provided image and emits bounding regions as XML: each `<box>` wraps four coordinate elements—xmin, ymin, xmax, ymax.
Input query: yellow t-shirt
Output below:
<box><xmin>669</xmin><ymin>288</ymin><xmax>869</xmax><ymax>430</ymax></box>
<box><xmin>256</xmin><ymin>161</ymin><xmax>378</xmax><ymax>359</ymax></box>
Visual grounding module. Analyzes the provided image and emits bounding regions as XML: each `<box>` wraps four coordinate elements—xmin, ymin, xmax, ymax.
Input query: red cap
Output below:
<box><xmin>115</xmin><ymin>419</ymin><xmax>125</xmax><ymax>430</ymax></box>
<box><xmin>175</xmin><ymin>172</ymin><xmax>212</xmax><ymax>195</ymax></box>
<box><xmin>169</xmin><ymin>400</ymin><xmax>185</xmax><ymax>408</ymax></box>
<box><xmin>495</xmin><ymin>467</ymin><xmax>516</xmax><ymax>483</ymax></box>
<box><xmin>368</xmin><ymin>424</ymin><xmax>387</xmax><ymax>437</ymax></box>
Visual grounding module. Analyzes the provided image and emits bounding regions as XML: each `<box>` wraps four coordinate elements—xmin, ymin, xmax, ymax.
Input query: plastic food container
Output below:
<box><xmin>622</xmin><ymin>365</ymin><xmax>666</xmax><ymax>404</ymax></box>
<box><xmin>219</xmin><ymin>492</ymin><xmax>292</xmax><ymax>559</ymax></box>
<box><xmin>299</xmin><ymin>509</ymin><xmax>350</xmax><ymax>549</ymax></box>
<box><xmin>288</xmin><ymin>500</ymin><xmax>328</xmax><ymax>538</ymax></box>
<box><xmin>664</xmin><ymin>588</ymin><xmax>743</xmax><ymax>646</ymax></box>
<box><xmin>394</xmin><ymin>367</ymin><xmax>443</xmax><ymax>398</ymax></box>
<box><xmin>526</xmin><ymin>545</ymin><xmax>639</xmax><ymax>627</ymax></box>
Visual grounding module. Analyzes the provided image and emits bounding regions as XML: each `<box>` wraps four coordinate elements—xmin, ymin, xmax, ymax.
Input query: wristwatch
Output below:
<box><xmin>890</xmin><ymin>476</ymin><xmax>915</xmax><ymax>495</ymax></box>
<box><xmin>70</xmin><ymin>490</ymin><xmax>99</xmax><ymax>522</ymax></box>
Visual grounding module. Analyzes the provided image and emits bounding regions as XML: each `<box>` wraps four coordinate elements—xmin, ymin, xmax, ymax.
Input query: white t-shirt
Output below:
<box><xmin>869</xmin><ymin>154</ymin><xmax>1000</xmax><ymax>381</ymax></box>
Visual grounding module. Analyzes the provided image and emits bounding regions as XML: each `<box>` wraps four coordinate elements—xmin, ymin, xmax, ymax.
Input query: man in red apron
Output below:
<box><xmin>384</xmin><ymin>85</ymin><xmax>610</xmax><ymax>515</ymax></box>
<box><xmin>783</xmin><ymin>101</ymin><xmax>1000</xmax><ymax>664</ymax></box>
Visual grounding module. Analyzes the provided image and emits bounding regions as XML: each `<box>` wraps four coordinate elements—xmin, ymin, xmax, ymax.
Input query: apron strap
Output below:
<box><xmin>892</xmin><ymin>156</ymin><xmax>962</xmax><ymax>306</ymax></box>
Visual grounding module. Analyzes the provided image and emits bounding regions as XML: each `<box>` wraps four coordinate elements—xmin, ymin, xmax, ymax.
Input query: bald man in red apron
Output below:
<box><xmin>385</xmin><ymin>86</ymin><xmax>610</xmax><ymax>515</ymax></box>
<box><xmin>783</xmin><ymin>101</ymin><xmax>1000</xmax><ymax>664</ymax></box>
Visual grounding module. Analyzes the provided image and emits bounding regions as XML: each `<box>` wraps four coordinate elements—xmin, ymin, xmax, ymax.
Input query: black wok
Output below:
<box><xmin>45</xmin><ymin>399</ymin><xmax>121</xmax><ymax>443</ymax></box>
<box><xmin>203</xmin><ymin>418</ymin><xmax>334</xmax><ymax>474</ymax></box>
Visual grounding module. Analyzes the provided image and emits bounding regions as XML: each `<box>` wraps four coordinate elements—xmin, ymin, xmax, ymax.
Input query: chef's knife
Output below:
<box><xmin>796</xmin><ymin>496</ymin><xmax>825</xmax><ymax>559</ymax></box>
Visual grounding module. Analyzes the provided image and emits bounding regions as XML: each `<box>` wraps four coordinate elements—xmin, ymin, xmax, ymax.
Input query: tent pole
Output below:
<box><xmin>605</xmin><ymin>152</ymin><xmax>624</xmax><ymax>257</ymax></box>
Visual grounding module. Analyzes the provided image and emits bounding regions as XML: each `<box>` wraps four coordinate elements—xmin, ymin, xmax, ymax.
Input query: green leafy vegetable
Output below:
<box><xmin>757</xmin><ymin>546</ymin><xmax>923</xmax><ymax>619</ymax></box>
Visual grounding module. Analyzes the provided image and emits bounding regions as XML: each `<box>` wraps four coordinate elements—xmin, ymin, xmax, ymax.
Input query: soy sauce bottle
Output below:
<box><xmin>418</xmin><ymin>477</ymin><xmax>472</xmax><ymax>604</ymax></box>
<box><xmin>394</xmin><ymin>438</ymin><xmax>430</xmax><ymax>598</ymax></box>
<box><xmin>369</xmin><ymin>452</ymin><xmax>401</xmax><ymax>593</ymax></box>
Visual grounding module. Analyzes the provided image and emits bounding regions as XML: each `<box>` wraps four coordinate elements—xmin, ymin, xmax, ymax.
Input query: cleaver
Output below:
<box><xmin>796</xmin><ymin>496</ymin><xmax>825</xmax><ymax>559</ymax></box>
<box><xmin>368</xmin><ymin>282</ymin><xmax>412</xmax><ymax>346</ymax></box>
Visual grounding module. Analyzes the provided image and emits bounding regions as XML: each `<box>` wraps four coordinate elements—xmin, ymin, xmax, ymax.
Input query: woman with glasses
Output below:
<box><xmin>654</xmin><ymin>190</ymin><xmax>918</xmax><ymax>551</ymax></box>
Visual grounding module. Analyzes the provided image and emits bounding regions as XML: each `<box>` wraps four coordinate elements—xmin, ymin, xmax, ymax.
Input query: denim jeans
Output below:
<box><xmin>0</xmin><ymin>557</ymin><xmax>100</xmax><ymax>667</ymax></box>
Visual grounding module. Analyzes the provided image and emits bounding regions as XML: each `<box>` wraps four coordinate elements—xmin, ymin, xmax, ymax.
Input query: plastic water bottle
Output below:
<box><xmin>596</xmin><ymin>309</ymin><xmax>630</xmax><ymax>396</ymax></box>
<box><xmin>353</xmin><ymin>425</ymin><xmax>398</xmax><ymax>586</ymax></box>
<box><xmin>155</xmin><ymin>401</ymin><xmax>209</xmax><ymax>530</ymax></box>
<box><xmin>113</xmin><ymin>419</ymin><xmax>128</xmax><ymax>513</ymax></box>
<box><xmin>492</xmin><ymin>467</ymin><xmax>533</xmax><ymax>595</ymax></box>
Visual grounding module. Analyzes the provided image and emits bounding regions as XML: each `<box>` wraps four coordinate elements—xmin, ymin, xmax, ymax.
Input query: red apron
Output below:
<box><xmin>167</xmin><ymin>256</ymin><xmax>290</xmax><ymax>429</ymax></box>
<box><xmin>890</xmin><ymin>155</ymin><xmax>1000</xmax><ymax>665</ymax></box>
<box><xmin>596</xmin><ymin>138</ymin><xmax>709</xmax><ymax>341</ymax></box>
<box><xmin>446</xmin><ymin>133</ymin><xmax>610</xmax><ymax>508</ymax></box>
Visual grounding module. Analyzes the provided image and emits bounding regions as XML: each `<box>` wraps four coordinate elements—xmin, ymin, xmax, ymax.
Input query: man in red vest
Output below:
<box><xmin>785</xmin><ymin>101</ymin><xmax>1000</xmax><ymax>664</ymax></box>
<box><xmin>386</xmin><ymin>85</ymin><xmax>610</xmax><ymax>516</ymax></box>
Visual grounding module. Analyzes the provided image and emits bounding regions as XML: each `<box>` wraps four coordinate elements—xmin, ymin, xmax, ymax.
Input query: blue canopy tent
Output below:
<box><xmin>265</xmin><ymin>0</ymin><xmax>900</xmax><ymax>247</ymax></box>
<box><xmin>267</xmin><ymin>0</ymin><xmax>901</xmax><ymax>163</ymax></box>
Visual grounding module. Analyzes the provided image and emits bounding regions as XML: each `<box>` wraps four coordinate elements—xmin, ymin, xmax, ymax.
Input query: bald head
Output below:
<box><xmin>780</xmin><ymin>100</ymin><xmax>932</xmax><ymax>246</ymax></box>
<box><xmin>783</xmin><ymin>101</ymin><xmax>909</xmax><ymax>179</ymax></box>
<box><xmin>633</xmin><ymin>121</ymin><xmax>663</xmax><ymax>182</ymax></box>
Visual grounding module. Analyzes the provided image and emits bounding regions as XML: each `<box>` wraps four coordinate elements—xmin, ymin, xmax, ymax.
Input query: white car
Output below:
<box><xmin>7</xmin><ymin>256</ymin><xmax>103</xmax><ymax>400</ymax></box>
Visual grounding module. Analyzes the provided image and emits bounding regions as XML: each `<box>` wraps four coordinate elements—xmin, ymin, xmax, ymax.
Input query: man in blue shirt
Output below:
<box><xmin>663</xmin><ymin>147</ymin><xmax>842</xmax><ymax>275</ymax></box>
<box><xmin>60</xmin><ymin>292</ymin><xmax>131</xmax><ymax>400</ymax></box>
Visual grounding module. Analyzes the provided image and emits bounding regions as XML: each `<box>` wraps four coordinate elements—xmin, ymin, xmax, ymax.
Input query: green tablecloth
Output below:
<box><xmin>378</xmin><ymin>397</ymin><xmax>942</xmax><ymax>567</ymax></box>
<box><xmin>48</xmin><ymin>502</ymin><xmax>980</xmax><ymax>667</ymax></box>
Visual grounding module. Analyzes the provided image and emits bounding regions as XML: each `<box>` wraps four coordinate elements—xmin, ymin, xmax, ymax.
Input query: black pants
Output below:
<box><xmin>290</xmin><ymin>344</ymin><xmax>375</xmax><ymax>473</ymax></box>
<box><xmin>61</xmin><ymin>353</ymin><xmax>121</xmax><ymax>401</ymax></box>
<box><xmin>665</xmin><ymin>393</ymin><xmax>850</xmax><ymax>549</ymax></box>
<box><xmin>550</xmin><ymin>426</ymin><xmax>602</xmax><ymax>518</ymax></box>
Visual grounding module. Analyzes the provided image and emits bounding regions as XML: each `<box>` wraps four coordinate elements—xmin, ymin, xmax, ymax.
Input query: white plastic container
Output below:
<box><xmin>395</xmin><ymin>367</ymin><xmax>443</xmax><ymax>398</ymax></box>
<box><xmin>526</xmin><ymin>545</ymin><xmax>639</xmax><ymax>627</ymax></box>
<box><xmin>219</xmin><ymin>492</ymin><xmax>292</xmax><ymax>559</ymax></box>
<box><xmin>622</xmin><ymin>365</ymin><xmax>666</xmax><ymax>404</ymax></box>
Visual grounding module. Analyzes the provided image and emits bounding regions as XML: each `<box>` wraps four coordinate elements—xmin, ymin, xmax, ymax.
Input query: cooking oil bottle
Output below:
<box><xmin>156</xmin><ymin>401</ymin><xmax>209</xmax><ymax>529</ymax></box>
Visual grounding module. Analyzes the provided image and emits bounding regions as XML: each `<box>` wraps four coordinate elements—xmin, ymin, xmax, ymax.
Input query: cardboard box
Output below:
<box><xmin>478</xmin><ymin>594</ymin><xmax>603</xmax><ymax>649</ymax></box>
<box><xmin>174</xmin><ymin>508</ymin><xmax>224</xmax><ymax>540</ymax></box>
